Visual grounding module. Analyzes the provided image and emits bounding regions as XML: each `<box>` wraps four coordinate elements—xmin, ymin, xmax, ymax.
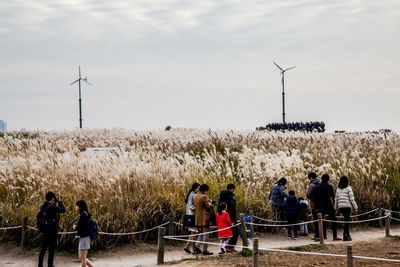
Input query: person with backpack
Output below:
<box><xmin>219</xmin><ymin>184</ymin><xmax>238</xmax><ymax>253</ymax></box>
<box><xmin>269</xmin><ymin>178</ymin><xmax>288</xmax><ymax>232</ymax></box>
<box><xmin>38</xmin><ymin>191</ymin><xmax>65</xmax><ymax>267</ymax></box>
<box><xmin>73</xmin><ymin>200</ymin><xmax>94</xmax><ymax>267</ymax></box>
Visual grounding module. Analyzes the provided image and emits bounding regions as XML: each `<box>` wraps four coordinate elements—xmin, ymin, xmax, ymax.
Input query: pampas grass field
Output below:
<box><xmin>0</xmin><ymin>129</ymin><xmax>399</xmax><ymax>248</ymax></box>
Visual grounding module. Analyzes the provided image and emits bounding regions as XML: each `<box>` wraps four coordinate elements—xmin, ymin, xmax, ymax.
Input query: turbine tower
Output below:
<box><xmin>70</xmin><ymin>66</ymin><xmax>91</xmax><ymax>129</ymax></box>
<box><xmin>273</xmin><ymin>62</ymin><xmax>295</xmax><ymax>124</ymax></box>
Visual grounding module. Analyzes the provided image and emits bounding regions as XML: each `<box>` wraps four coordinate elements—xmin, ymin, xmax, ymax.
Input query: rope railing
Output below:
<box><xmin>98</xmin><ymin>222</ymin><xmax>169</xmax><ymax>236</ymax></box>
<box><xmin>25</xmin><ymin>222</ymin><xmax>170</xmax><ymax>236</ymax></box>
<box><xmin>391</xmin><ymin>217</ymin><xmax>400</xmax><ymax>222</ymax></box>
<box><xmin>0</xmin><ymin>225</ymin><xmax>22</xmax><ymax>230</ymax></box>
<box><xmin>323</xmin><ymin>215</ymin><xmax>389</xmax><ymax>224</ymax></box>
<box><xmin>164</xmin><ymin>223</ymin><xmax>241</xmax><ymax>238</ymax></box>
<box><xmin>251</xmin><ymin>208</ymin><xmax>380</xmax><ymax>223</ymax></box>
<box><xmin>336</xmin><ymin>208</ymin><xmax>379</xmax><ymax>219</ymax></box>
<box><xmin>385</xmin><ymin>209</ymin><xmax>400</xmax><ymax>214</ymax></box>
<box><xmin>247</xmin><ymin>220</ymin><xmax>318</xmax><ymax>227</ymax></box>
<box><xmin>253</xmin><ymin>216</ymin><xmax>287</xmax><ymax>223</ymax></box>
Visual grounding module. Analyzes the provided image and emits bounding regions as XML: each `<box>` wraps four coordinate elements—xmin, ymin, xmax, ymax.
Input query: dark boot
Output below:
<box><xmin>343</xmin><ymin>233</ymin><xmax>352</xmax><ymax>241</ymax></box>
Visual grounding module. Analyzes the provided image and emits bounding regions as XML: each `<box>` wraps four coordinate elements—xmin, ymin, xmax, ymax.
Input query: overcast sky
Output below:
<box><xmin>0</xmin><ymin>0</ymin><xmax>399</xmax><ymax>132</ymax></box>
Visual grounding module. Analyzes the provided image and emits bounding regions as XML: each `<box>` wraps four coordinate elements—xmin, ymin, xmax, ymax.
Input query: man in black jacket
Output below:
<box><xmin>219</xmin><ymin>184</ymin><xmax>238</xmax><ymax>252</ymax></box>
<box><xmin>314</xmin><ymin>174</ymin><xmax>341</xmax><ymax>241</ymax></box>
<box><xmin>38</xmin><ymin>191</ymin><xmax>65</xmax><ymax>267</ymax></box>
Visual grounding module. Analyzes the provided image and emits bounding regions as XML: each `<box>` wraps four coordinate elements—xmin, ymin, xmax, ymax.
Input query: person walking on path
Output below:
<box><xmin>219</xmin><ymin>184</ymin><xmax>238</xmax><ymax>253</ymax></box>
<box><xmin>284</xmin><ymin>190</ymin><xmax>300</xmax><ymax>239</ymax></box>
<box><xmin>183</xmin><ymin>182</ymin><xmax>200</xmax><ymax>254</ymax></box>
<box><xmin>306</xmin><ymin>172</ymin><xmax>320</xmax><ymax>240</ymax></box>
<box><xmin>38</xmin><ymin>192</ymin><xmax>65</xmax><ymax>267</ymax></box>
<box><xmin>298</xmin><ymin>197</ymin><xmax>310</xmax><ymax>236</ymax></box>
<box><xmin>269</xmin><ymin>178</ymin><xmax>289</xmax><ymax>231</ymax></box>
<box><xmin>334</xmin><ymin>176</ymin><xmax>358</xmax><ymax>241</ymax></box>
<box><xmin>216</xmin><ymin>202</ymin><xmax>233</xmax><ymax>254</ymax></box>
<box><xmin>194</xmin><ymin>184</ymin><xmax>214</xmax><ymax>255</ymax></box>
<box><xmin>73</xmin><ymin>200</ymin><xmax>94</xmax><ymax>267</ymax></box>
<box><xmin>314</xmin><ymin>174</ymin><xmax>341</xmax><ymax>241</ymax></box>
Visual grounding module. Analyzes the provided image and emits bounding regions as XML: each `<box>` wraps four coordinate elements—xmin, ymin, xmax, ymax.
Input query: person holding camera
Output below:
<box><xmin>38</xmin><ymin>191</ymin><xmax>65</xmax><ymax>267</ymax></box>
<box><xmin>194</xmin><ymin>184</ymin><xmax>215</xmax><ymax>255</ymax></box>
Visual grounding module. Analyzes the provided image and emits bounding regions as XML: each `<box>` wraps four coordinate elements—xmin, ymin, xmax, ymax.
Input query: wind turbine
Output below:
<box><xmin>70</xmin><ymin>66</ymin><xmax>92</xmax><ymax>129</ymax></box>
<box><xmin>273</xmin><ymin>62</ymin><xmax>295</xmax><ymax>124</ymax></box>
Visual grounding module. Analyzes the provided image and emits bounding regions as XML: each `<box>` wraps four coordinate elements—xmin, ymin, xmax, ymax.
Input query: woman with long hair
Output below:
<box><xmin>183</xmin><ymin>182</ymin><xmax>200</xmax><ymax>254</ymax></box>
<box><xmin>334</xmin><ymin>176</ymin><xmax>358</xmax><ymax>241</ymax></box>
<box><xmin>73</xmin><ymin>200</ymin><xmax>94</xmax><ymax>267</ymax></box>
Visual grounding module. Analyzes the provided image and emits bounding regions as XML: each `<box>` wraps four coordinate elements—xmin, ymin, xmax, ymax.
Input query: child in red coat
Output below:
<box><xmin>216</xmin><ymin>202</ymin><xmax>233</xmax><ymax>254</ymax></box>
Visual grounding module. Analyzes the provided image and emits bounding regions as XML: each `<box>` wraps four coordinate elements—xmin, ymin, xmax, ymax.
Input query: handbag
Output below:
<box><xmin>183</xmin><ymin>215</ymin><xmax>195</xmax><ymax>227</ymax></box>
<box><xmin>209</xmin><ymin>207</ymin><xmax>217</xmax><ymax>225</ymax></box>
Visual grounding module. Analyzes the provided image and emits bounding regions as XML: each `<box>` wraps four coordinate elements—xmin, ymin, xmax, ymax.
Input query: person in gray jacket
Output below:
<box><xmin>306</xmin><ymin>172</ymin><xmax>320</xmax><ymax>240</ymax></box>
<box><xmin>334</xmin><ymin>176</ymin><xmax>358</xmax><ymax>241</ymax></box>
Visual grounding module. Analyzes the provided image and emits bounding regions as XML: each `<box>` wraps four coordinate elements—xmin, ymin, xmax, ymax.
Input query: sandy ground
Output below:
<box><xmin>1</xmin><ymin>227</ymin><xmax>399</xmax><ymax>267</ymax></box>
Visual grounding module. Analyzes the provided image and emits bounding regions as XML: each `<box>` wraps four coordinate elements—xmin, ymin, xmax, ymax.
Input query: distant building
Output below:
<box><xmin>0</xmin><ymin>120</ymin><xmax>7</xmax><ymax>132</ymax></box>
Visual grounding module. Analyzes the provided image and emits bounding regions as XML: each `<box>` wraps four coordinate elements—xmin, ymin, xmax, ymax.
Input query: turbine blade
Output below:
<box><xmin>273</xmin><ymin>62</ymin><xmax>283</xmax><ymax>71</ymax></box>
<box><xmin>83</xmin><ymin>78</ymin><xmax>92</xmax><ymax>85</ymax></box>
<box><xmin>70</xmin><ymin>79</ymin><xmax>80</xmax><ymax>85</ymax></box>
<box><xmin>284</xmin><ymin>66</ymin><xmax>296</xmax><ymax>71</ymax></box>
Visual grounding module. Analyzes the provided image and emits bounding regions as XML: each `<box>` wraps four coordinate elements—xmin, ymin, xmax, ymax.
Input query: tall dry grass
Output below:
<box><xmin>0</xmin><ymin>129</ymin><xmax>399</xmax><ymax>248</ymax></box>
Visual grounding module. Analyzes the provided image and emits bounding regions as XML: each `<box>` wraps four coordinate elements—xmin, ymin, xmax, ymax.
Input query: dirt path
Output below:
<box><xmin>1</xmin><ymin>227</ymin><xmax>399</xmax><ymax>267</ymax></box>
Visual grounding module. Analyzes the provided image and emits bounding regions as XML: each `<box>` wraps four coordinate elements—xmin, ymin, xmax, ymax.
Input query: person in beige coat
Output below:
<box><xmin>334</xmin><ymin>176</ymin><xmax>358</xmax><ymax>241</ymax></box>
<box><xmin>193</xmin><ymin>184</ymin><xmax>214</xmax><ymax>255</ymax></box>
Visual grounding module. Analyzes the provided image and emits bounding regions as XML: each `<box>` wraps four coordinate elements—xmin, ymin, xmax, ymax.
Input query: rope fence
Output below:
<box><xmin>162</xmin><ymin>234</ymin><xmax>400</xmax><ymax>264</ymax></box>
<box><xmin>157</xmin><ymin>211</ymin><xmax>400</xmax><ymax>266</ymax></box>
<box><xmin>323</xmin><ymin>215</ymin><xmax>389</xmax><ymax>224</ymax></box>
<box><xmin>0</xmin><ymin>225</ymin><xmax>22</xmax><ymax>230</ymax></box>
<box><xmin>1</xmin><ymin>207</ymin><xmax>400</xmax><ymax>266</ymax></box>
<box><xmin>247</xmin><ymin>220</ymin><xmax>318</xmax><ymax>227</ymax></box>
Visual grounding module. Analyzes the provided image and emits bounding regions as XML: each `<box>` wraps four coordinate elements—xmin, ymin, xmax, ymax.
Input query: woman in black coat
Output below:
<box><xmin>73</xmin><ymin>200</ymin><xmax>94</xmax><ymax>267</ymax></box>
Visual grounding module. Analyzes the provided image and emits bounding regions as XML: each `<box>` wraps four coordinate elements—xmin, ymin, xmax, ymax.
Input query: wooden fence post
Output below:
<box><xmin>378</xmin><ymin>204</ymin><xmax>383</xmax><ymax>228</ymax></box>
<box><xmin>385</xmin><ymin>215</ymin><xmax>390</xmax><ymax>237</ymax></box>
<box><xmin>318</xmin><ymin>213</ymin><xmax>324</xmax><ymax>244</ymax></box>
<box><xmin>20</xmin><ymin>217</ymin><xmax>28</xmax><ymax>248</ymax></box>
<box><xmin>157</xmin><ymin>227</ymin><xmax>165</xmax><ymax>265</ymax></box>
<box><xmin>240</xmin><ymin>213</ymin><xmax>249</xmax><ymax>248</ymax></box>
<box><xmin>252</xmin><ymin>238</ymin><xmax>259</xmax><ymax>267</ymax></box>
<box><xmin>249</xmin><ymin>210</ymin><xmax>254</xmax><ymax>239</ymax></box>
<box><xmin>347</xmin><ymin>245</ymin><xmax>353</xmax><ymax>267</ymax></box>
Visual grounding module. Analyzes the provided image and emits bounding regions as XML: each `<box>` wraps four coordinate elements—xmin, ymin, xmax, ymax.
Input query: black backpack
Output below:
<box><xmin>36</xmin><ymin>205</ymin><xmax>51</xmax><ymax>233</ymax></box>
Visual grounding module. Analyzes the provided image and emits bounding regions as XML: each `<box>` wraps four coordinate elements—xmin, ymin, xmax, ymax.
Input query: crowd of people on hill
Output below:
<box><xmin>258</xmin><ymin>121</ymin><xmax>326</xmax><ymax>132</ymax></box>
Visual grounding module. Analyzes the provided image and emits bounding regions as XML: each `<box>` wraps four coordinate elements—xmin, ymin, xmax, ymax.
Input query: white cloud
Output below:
<box><xmin>0</xmin><ymin>0</ymin><xmax>399</xmax><ymax>132</ymax></box>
